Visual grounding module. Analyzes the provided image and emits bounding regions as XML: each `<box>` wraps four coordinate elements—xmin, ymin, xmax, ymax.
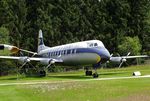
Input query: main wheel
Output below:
<box><xmin>93</xmin><ymin>73</ymin><xmax>99</xmax><ymax>78</ymax></box>
<box><xmin>85</xmin><ymin>71</ymin><xmax>92</xmax><ymax>76</ymax></box>
<box><xmin>39</xmin><ymin>71</ymin><xmax>46</xmax><ymax>77</ymax></box>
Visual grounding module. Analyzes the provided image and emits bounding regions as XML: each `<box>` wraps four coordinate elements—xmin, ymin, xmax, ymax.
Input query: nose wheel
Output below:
<box><xmin>92</xmin><ymin>72</ymin><xmax>99</xmax><ymax>78</ymax></box>
<box><xmin>92</xmin><ymin>68</ymin><xmax>99</xmax><ymax>78</ymax></box>
<box><xmin>85</xmin><ymin>67</ymin><xmax>99</xmax><ymax>78</ymax></box>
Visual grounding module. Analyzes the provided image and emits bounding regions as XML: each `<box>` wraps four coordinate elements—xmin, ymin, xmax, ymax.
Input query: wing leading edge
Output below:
<box><xmin>0</xmin><ymin>56</ymin><xmax>63</xmax><ymax>63</ymax></box>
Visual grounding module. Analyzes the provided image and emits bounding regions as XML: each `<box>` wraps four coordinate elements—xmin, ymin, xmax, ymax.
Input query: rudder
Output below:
<box><xmin>37</xmin><ymin>30</ymin><xmax>47</xmax><ymax>53</ymax></box>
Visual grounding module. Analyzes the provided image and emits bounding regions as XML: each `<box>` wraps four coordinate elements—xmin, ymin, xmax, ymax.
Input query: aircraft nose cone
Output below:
<box><xmin>99</xmin><ymin>48</ymin><xmax>111</xmax><ymax>63</ymax></box>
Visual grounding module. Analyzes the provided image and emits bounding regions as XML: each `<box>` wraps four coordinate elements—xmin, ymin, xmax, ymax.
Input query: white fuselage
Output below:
<box><xmin>38</xmin><ymin>40</ymin><xmax>110</xmax><ymax>66</ymax></box>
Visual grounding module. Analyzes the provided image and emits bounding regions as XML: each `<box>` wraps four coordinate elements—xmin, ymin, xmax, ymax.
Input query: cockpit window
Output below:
<box><xmin>87</xmin><ymin>41</ymin><xmax>105</xmax><ymax>48</ymax></box>
<box><xmin>94</xmin><ymin>43</ymin><xmax>98</xmax><ymax>47</ymax></box>
<box><xmin>89</xmin><ymin>43</ymin><xmax>93</xmax><ymax>47</ymax></box>
<box><xmin>88</xmin><ymin>43</ymin><xmax>98</xmax><ymax>47</ymax></box>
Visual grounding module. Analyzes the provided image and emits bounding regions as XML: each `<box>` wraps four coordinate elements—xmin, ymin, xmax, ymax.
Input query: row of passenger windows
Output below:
<box><xmin>46</xmin><ymin>49</ymin><xmax>77</xmax><ymax>57</ymax></box>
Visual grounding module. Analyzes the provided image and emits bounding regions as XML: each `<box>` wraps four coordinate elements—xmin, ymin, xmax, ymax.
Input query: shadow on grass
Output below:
<box><xmin>99</xmin><ymin>72</ymin><xmax>128</xmax><ymax>76</ymax></box>
<box><xmin>48</xmin><ymin>75</ymin><xmax>92</xmax><ymax>80</ymax></box>
<box><xmin>48</xmin><ymin>72</ymin><xmax>127</xmax><ymax>79</ymax></box>
<box><xmin>0</xmin><ymin>72</ymin><xmax>128</xmax><ymax>81</ymax></box>
<box><xmin>0</xmin><ymin>77</ymin><xmax>18</xmax><ymax>81</ymax></box>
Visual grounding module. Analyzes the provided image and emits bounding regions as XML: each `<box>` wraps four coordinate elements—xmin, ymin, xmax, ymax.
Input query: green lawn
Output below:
<box><xmin>0</xmin><ymin>65</ymin><xmax>150</xmax><ymax>101</ymax></box>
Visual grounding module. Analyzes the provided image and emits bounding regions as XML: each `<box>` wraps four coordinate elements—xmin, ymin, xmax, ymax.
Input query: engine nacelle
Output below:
<box><xmin>40</xmin><ymin>59</ymin><xmax>55</xmax><ymax>65</ymax></box>
<box><xmin>110</xmin><ymin>57</ymin><xmax>126</xmax><ymax>63</ymax></box>
<box><xmin>110</xmin><ymin>57</ymin><xmax>122</xmax><ymax>62</ymax></box>
<box><xmin>19</xmin><ymin>57</ymin><xmax>30</xmax><ymax>63</ymax></box>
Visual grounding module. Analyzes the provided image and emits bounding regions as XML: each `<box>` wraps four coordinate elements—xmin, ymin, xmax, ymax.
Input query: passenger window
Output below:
<box><xmin>70</xmin><ymin>50</ymin><xmax>72</xmax><ymax>54</ymax></box>
<box><xmin>65</xmin><ymin>50</ymin><xmax>67</xmax><ymax>55</ymax></box>
<box><xmin>61</xmin><ymin>50</ymin><xmax>64</xmax><ymax>55</ymax></box>
<box><xmin>74</xmin><ymin>49</ymin><xmax>76</xmax><ymax>54</ymax></box>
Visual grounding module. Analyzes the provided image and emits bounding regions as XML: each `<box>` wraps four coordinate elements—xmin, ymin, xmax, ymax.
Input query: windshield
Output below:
<box><xmin>87</xmin><ymin>40</ymin><xmax>105</xmax><ymax>48</ymax></box>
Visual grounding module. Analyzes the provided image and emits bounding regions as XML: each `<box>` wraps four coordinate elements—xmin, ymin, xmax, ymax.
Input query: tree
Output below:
<box><xmin>0</xmin><ymin>27</ymin><xmax>11</xmax><ymax>55</ymax></box>
<box><xmin>118</xmin><ymin>36</ymin><xmax>142</xmax><ymax>55</ymax></box>
<box><xmin>127</xmin><ymin>0</ymin><xmax>150</xmax><ymax>52</ymax></box>
<box><xmin>0</xmin><ymin>27</ymin><xmax>9</xmax><ymax>44</ymax></box>
<box><xmin>0</xmin><ymin>27</ymin><xmax>16</xmax><ymax>76</ymax></box>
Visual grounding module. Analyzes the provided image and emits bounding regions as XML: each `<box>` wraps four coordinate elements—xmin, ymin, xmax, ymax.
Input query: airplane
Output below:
<box><xmin>0</xmin><ymin>30</ymin><xmax>149</xmax><ymax>78</ymax></box>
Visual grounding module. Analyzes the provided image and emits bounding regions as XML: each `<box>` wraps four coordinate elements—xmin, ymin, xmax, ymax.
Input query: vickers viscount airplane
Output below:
<box><xmin>0</xmin><ymin>30</ymin><xmax>149</xmax><ymax>78</ymax></box>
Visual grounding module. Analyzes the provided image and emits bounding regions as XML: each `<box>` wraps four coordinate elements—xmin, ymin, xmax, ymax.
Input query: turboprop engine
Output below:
<box><xmin>19</xmin><ymin>57</ymin><xmax>31</xmax><ymax>63</ymax></box>
<box><xmin>110</xmin><ymin>57</ymin><xmax>126</xmax><ymax>63</ymax></box>
<box><xmin>109</xmin><ymin>52</ymin><xmax>130</xmax><ymax>68</ymax></box>
<box><xmin>40</xmin><ymin>59</ymin><xmax>55</xmax><ymax>65</ymax></box>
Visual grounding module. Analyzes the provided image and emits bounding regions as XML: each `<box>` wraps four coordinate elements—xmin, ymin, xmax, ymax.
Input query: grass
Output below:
<box><xmin>0</xmin><ymin>65</ymin><xmax>150</xmax><ymax>101</ymax></box>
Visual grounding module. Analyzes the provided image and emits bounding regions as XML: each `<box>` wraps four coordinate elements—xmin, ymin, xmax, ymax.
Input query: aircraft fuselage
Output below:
<box><xmin>38</xmin><ymin>40</ymin><xmax>110</xmax><ymax>66</ymax></box>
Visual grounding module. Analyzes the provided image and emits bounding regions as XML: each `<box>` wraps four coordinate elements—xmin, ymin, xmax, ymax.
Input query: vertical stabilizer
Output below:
<box><xmin>37</xmin><ymin>30</ymin><xmax>47</xmax><ymax>53</ymax></box>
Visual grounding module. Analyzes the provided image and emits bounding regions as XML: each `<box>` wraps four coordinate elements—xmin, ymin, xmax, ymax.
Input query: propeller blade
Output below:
<box><xmin>119</xmin><ymin>52</ymin><xmax>130</xmax><ymax>68</ymax></box>
<box><xmin>18</xmin><ymin>61</ymin><xmax>28</xmax><ymax>70</ymax></box>
<box><xmin>119</xmin><ymin>61</ymin><xmax>124</xmax><ymax>68</ymax></box>
<box><xmin>110</xmin><ymin>54</ymin><xmax>113</xmax><ymax>57</ymax></box>
<box><xmin>45</xmin><ymin>63</ymin><xmax>52</xmax><ymax>69</ymax></box>
<box><xmin>127</xmin><ymin>52</ymin><xmax>131</xmax><ymax>56</ymax></box>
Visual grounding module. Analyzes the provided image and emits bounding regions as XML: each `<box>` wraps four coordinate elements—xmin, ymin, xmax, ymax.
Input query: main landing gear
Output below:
<box><xmin>39</xmin><ymin>70</ymin><xmax>46</xmax><ymax>77</ymax></box>
<box><xmin>93</xmin><ymin>69</ymin><xmax>98</xmax><ymax>78</ymax></box>
<box><xmin>85</xmin><ymin>67</ymin><xmax>99</xmax><ymax>78</ymax></box>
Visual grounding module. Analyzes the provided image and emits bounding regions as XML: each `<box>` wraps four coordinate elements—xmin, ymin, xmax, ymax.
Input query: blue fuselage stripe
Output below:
<box><xmin>43</xmin><ymin>47</ymin><xmax>110</xmax><ymax>63</ymax></box>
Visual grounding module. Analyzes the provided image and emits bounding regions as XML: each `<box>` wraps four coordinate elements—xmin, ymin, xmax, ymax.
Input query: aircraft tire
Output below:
<box><xmin>85</xmin><ymin>71</ymin><xmax>92</xmax><ymax>76</ymax></box>
<box><xmin>93</xmin><ymin>73</ymin><xmax>99</xmax><ymax>78</ymax></box>
<box><xmin>39</xmin><ymin>71</ymin><xmax>46</xmax><ymax>77</ymax></box>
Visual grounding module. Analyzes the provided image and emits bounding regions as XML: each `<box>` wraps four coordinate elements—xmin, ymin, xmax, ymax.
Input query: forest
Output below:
<box><xmin>0</xmin><ymin>0</ymin><xmax>150</xmax><ymax>75</ymax></box>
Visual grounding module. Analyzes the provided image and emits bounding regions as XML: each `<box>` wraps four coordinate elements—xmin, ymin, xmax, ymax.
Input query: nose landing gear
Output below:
<box><xmin>85</xmin><ymin>67</ymin><xmax>99</xmax><ymax>78</ymax></box>
<box><xmin>92</xmin><ymin>72</ymin><xmax>99</xmax><ymax>78</ymax></box>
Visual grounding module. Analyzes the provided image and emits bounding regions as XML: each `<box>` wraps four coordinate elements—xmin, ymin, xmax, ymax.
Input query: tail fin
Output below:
<box><xmin>37</xmin><ymin>30</ymin><xmax>47</xmax><ymax>53</ymax></box>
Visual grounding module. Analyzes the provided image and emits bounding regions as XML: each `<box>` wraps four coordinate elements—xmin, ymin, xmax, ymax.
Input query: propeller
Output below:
<box><xmin>45</xmin><ymin>59</ymin><xmax>55</xmax><ymax>69</ymax></box>
<box><xmin>118</xmin><ymin>52</ymin><xmax>130</xmax><ymax>68</ymax></box>
<box><xmin>109</xmin><ymin>52</ymin><xmax>131</xmax><ymax>68</ymax></box>
<box><xmin>17</xmin><ymin>51</ymin><xmax>37</xmax><ymax>74</ymax></box>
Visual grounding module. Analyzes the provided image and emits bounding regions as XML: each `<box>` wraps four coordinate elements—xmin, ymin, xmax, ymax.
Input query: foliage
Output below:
<box><xmin>0</xmin><ymin>27</ymin><xmax>11</xmax><ymax>55</ymax></box>
<box><xmin>0</xmin><ymin>27</ymin><xmax>16</xmax><ymax>75</ymax></box>
<box><xmin>118</xmin><ymin>36</ymin><xmax>142</xmax><ymax>55</ymax></box>
<box><xmin>0</xmin><ymin>27</ymin><xmax>9</xmax><ymax>44</ymax></box>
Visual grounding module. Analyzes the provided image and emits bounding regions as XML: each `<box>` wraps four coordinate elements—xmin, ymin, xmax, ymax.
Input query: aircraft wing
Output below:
<box><xmin>0</xmin><ymin>56</ymin><xmax>63</xmax><ymax>63</ymax></box>
<box><xmin>121</xmin><ymin>55</ymin><xmax>149</xmax><ymax>59</ymax></box>
<box><xmin>110</xmin><ymin>55</ymin><xmax>149</xmax><ymax>63</ymax></box>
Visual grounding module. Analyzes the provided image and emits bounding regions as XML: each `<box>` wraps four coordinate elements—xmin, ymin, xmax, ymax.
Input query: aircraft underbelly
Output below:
<box><xmin>61</xmin><ymin>53</ymin><xmax>100</xmax><ymax>65</ymax></box>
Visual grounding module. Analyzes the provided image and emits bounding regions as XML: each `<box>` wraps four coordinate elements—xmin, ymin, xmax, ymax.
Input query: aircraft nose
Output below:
<box><xmin>99</xmin><ymin>48</ymin><xmax>111</xmax><ymax>62</ymax></box>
